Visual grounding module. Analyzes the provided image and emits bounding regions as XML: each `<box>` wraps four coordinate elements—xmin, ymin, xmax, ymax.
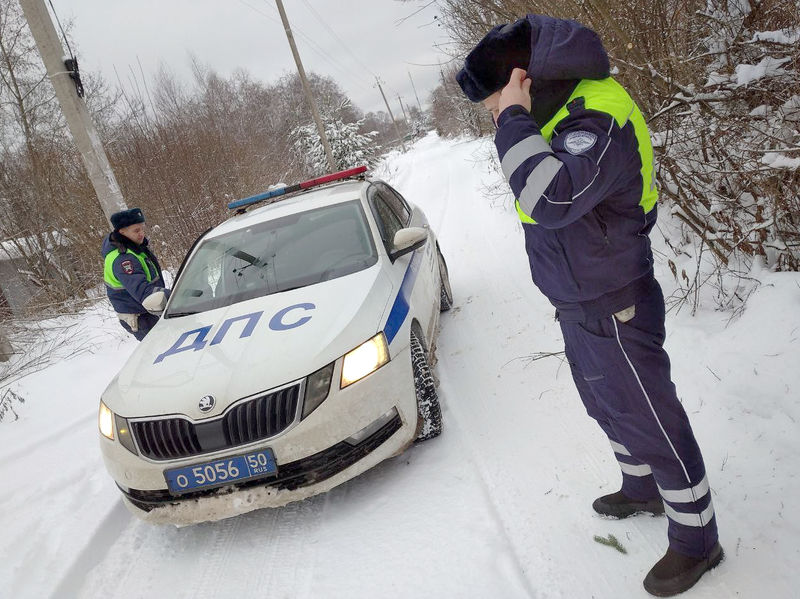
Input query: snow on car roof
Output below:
<box><xmin>207</xmin><ymin>179</ymin><xmax>367</xmax><ymax>239</ymax></box>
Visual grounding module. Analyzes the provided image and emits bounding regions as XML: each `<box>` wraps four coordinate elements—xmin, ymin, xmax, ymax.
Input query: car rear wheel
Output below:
<box><xmin>411</xmin><ymin>331</ymin><xmax>442</xmax><ymax>442</ymax></box>
<box><xmin>437</xmin><ymin>245</ymin><xmax>453</xmax><ymax>312</ymax></box>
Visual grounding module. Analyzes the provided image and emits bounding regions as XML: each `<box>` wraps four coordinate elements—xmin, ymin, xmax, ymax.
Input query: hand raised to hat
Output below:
<box><xmin>498</xmin><ymin>68</ymin><xmax>532</xmax><ymax>115</ymax></box>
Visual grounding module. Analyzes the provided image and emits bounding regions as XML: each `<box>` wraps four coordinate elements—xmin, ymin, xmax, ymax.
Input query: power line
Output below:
<box><xmin>263</xmin><ymin>0</ymin><xmax>418</xmax><ymax>104</ymax></box>
<box><xmin>291</xmin><ymin>26</ymin><xmax>374</xmax><ymax>94</ymax></box>
<box><xmin>46</xmin><ymin>0</ymin><xmax>74</xmax><ymax>59</ymax></box>
<box><xmin>238</xmin><ymin>0</ymin><xmax>420</xmax><ymax>113</ymax></box>
<box><xmin>236</xmin><ymin>0</ymin><xmax>374</xmax><ymax>95</ymax></box>
<box><xmin>299</xmin><ymin>0</ymin><xmax>377</xmax><ymax>78</ymax></box>
<box><xmin>394</xmin><ymin>0</ymin><xmax>437</xmax><ymax>27</ymax></box>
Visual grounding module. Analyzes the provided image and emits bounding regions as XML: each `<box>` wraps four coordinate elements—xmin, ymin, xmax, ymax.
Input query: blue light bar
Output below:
<box><xmin>228</xmin><ymin>166</ymin><xmax>368</xmax><ymax>211</ymax></box>
<box><xmin>227</xmin><ymin>186</ymin><xmax>287</xmax><ymax>210</ymax></box>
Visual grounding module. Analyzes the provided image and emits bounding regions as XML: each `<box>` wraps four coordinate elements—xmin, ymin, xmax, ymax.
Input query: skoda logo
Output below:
<box><xmin>198</xmin><ymin>395</ymin><xmax>216</xmax><ymax>412</ymax></box>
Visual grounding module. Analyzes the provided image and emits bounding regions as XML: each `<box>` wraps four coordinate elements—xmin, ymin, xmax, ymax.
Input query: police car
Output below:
<box><xmin>98</xmin><ymin>167</ymin><xmax>453</xmax><ymax>524</ymax></box>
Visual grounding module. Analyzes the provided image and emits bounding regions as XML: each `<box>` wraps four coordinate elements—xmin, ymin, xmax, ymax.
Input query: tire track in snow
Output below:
<box><xmin>189</xmin><ymin>515</ymin><xmax>244</xmax><ymax>599</ymax></box>
<box><xmin>394</xmin><ymin>137</ymin><xmax>544</xmax><ymax>595</ymax></box>
<box><xmin>404</xmin><ymin>134</ymin><xmax>671</xmax><ymax>595</ymax></box>
<box><xmin>388</xmin><ymin>135</ymin><xmax>457</xmax><ymax>235</ymax></box>
<box><xmin>0</xmin><ymin>412</ymin><xmax>95</xmax><ymax>467</ymax></box>
<box><xmin>435</xmin><ymin>361</ymin><xmax>540</xmax><ymax>599</ymax></box>
<box><xmin>433</xmin><ymin>222</ymin><xmax>639</xmax><ymax>596</ymax></box>
<box><xmin>50</xmin><ymin>499</ymin><xmax>131</xmax><ymax>599</ymax></box>
<box><xmin>76</xmin><ymin>495</ymin><xmax>326</xmax><ymax>598</ymax></box>
<box><xmin>243</xmin><ymin>496</ymin><xmax>325</xmax><ymax>599</ymax></box>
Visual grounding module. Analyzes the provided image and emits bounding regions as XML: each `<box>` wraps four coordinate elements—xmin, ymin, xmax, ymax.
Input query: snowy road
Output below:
<box><xmin>2</xmin><ymin>134</ymin><xmax>798</xmax><ymax>598</ymax></box>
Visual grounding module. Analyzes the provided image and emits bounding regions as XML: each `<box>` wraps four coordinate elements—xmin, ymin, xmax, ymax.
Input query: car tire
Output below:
<box><xmin>411</xmin><ymin>331</ymin><xmax>442</xmax><ymax>442</ymax></box>
<box><xmin>437</xmin><ymin>245</ymin><xmax>453</xmax><ymax>312</ymax></box>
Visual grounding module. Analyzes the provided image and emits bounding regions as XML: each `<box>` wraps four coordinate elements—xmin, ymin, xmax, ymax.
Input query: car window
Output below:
<box><xmin>375</xmin><ymin>183</ymin><xmax>411</xmax><ymax>225</ymax></box>
<box><xmin>369</xmin><ymin>186</ymin><xmax>405</xmax><ymax>251</ymax></box>
<box><xmin>165</xmin><ymin>200</ymin><xmax>378</xmax><ymax>316</ymax></box>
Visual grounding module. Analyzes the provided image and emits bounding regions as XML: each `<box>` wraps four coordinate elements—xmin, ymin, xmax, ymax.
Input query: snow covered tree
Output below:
<box><xmin>291</xmin><ymin>100</ymin><xmax>379</xmax><ymax>175</ymax></box>
<box><xmin>429</xmin><ymin>63</ymin><xmax>490</xmax><ymax>138</ymax></box>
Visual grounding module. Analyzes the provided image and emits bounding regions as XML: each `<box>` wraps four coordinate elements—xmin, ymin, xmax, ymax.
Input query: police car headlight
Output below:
<box><xmin>98</xmin><ymin>401</ymin><xmax>114</xmax><ymax>440</ymax></box>
<box><xmin>341</xmin><ymin>332</ymin><xmax>389</xmax><ymax>388</ymax></box>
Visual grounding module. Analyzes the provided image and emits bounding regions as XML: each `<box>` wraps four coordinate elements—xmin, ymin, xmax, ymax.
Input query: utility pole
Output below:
<box><xmin>275</xmin><ymin>0</ymin><xmax>335</xmax><ymax>172</ymax></box>
<box><xmin>408</xmin><ymin>70</ymin><xmax>423</xmax><ymax>112</ymax></box>
<box><xmin>0</xmin><ymin>327</ymin><xmax>12</xmax><ymax>362</ymax></box>
<box><xmin>397</xmin><ymin>96</ymin><xmax>408</xmax><ymax>123</ymax></box>
<box><xmin>18</xmin><ymin>0</ymin><xmax>126</xmax><ymax>222</ymax></box>
<box><xmin>375</xmin><ymin>77</ymin><xmax>406</xmax><ymax>152</ymax></box>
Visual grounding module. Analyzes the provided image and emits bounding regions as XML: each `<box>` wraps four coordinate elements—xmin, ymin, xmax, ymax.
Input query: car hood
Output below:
<box><xmin>105</xmin><ymin>266</ymin><xmax>393</xmax><ymax>420</ymax></box>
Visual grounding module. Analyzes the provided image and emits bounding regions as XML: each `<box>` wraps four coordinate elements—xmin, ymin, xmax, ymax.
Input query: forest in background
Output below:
<box><xmin>0</xmin><ymin>0</ymin><xmax>798</xmax><ymax>327</ymax></box>
<box><xmin>0</xmin><ymin>0</ymin><xmax>424</xmax><ymax>321</ymax></box>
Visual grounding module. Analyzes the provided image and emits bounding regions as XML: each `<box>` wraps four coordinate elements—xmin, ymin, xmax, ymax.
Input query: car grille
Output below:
<box><xmin>131</xmin><ymin>383</ymin><xmax>301</xmax><ymax>460</ymax></box>
<box><xmin>122</xmin><ymin>411</ymin><xmax>403</xmax><ymax>512</ymax></box>
<box><xmin>131</xmin><ymin>418</ymin><xmax>202</xmax><ymax>459</ymax></box>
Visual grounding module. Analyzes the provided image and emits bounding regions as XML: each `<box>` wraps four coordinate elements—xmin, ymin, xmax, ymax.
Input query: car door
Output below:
<box><xmin>368</xmin><ymin>182</ymin><xmax>437</xmax><ymax>349</ymax></box>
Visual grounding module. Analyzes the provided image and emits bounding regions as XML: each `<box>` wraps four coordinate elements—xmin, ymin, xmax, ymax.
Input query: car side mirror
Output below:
<box><xmin>389</xmin><ymin>227</ymin><xmax>427</xmax><ymax>262</ymax></box>
<box><xmin>142</xmin><ymin>289</ymin><xmax>168</xmax><ymax>315</ymax></box>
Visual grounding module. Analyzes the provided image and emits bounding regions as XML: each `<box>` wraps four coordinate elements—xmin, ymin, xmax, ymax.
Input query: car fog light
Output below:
<box><xmin>303</xmin><ymin>362</ymin><xmax>334</xmax><ymax>419</ymax></box>
<box><xmin>99</xmin><ymin>401</ymin><xmax>114</xmax><ymax>440</ymax></box>
<box><xmin>341</xmin><ymin>332</ymin><xmax>389</xmax><ymax>388</ymax></box>
<box><xmin>345</xmin><ymin>408</ymin><xmax>398</xmax><ymax>446</ymax></box>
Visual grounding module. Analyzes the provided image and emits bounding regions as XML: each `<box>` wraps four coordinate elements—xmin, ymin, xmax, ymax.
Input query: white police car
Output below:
<box><xmin>98</xmin><ymin>167</ymin><xmax>453</xmax><ymax>524</ymax></box>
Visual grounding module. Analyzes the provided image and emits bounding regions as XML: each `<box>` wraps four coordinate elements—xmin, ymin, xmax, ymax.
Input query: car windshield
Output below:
<box><xmin>165</xmin><ymin>200</ymin><xmax>378</xmax><ymax>316</ymax></box>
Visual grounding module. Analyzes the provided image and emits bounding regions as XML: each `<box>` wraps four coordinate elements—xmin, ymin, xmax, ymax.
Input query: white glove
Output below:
<box><xmin>118</xmin><ymin>313</ymin><xmax>140</xmax><ymax>332</ymax></box>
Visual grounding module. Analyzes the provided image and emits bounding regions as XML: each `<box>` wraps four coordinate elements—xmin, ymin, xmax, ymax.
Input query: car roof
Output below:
<box><xmin>207</xmin><ymin>179</ymin><xmax>371</xmax><ymax>240</ymax></box>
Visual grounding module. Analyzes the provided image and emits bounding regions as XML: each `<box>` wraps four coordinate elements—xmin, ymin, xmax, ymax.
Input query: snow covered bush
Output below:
<box><xmin>432</xmin><ymin>0</ymin><xmax>800</xmax><ymax>312</ymax></box>
<box><xmin>642</xmin><ymin>1</ymin><xmax>800</xmax><ymax>311</ymax></box>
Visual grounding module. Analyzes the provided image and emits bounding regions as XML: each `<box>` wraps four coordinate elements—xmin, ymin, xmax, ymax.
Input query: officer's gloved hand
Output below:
<box><xmin>142</xmin><ymin>289</ymin><xmax>168</xmax><ymax>314</ymax></box>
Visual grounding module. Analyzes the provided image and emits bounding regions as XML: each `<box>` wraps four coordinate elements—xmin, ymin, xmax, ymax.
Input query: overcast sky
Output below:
<box><xmin>60</xmin><ymin>0</ymin><xmax>453</xmax><ymax>117</ymax></box>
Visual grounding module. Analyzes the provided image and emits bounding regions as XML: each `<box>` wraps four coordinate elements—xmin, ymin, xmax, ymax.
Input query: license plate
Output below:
<box><xmin>164</xmin><ymin>449</ymin><xmax>278</xmax><ymax>494</ymax></box>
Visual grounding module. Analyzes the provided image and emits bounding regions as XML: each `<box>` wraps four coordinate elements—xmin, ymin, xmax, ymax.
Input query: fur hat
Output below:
<box><xmin>455</xmin><ymin>19</ymin><xmax>532</xmax><ymax>102</ymax></box>
<box><xmin>456</xmin><ymin>15</ymin><xmax>610</xmax><ymax>103</ymax></box>
<box><xmin>110</xmin><ymin>208</ymin><xmax>145</xmax><ymax>230</ymax></box>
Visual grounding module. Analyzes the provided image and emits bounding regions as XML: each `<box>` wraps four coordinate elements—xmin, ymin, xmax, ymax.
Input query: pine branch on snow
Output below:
<box><xmin>593</xmin><ymin>534</ymin><xmax>628</xmax><ymax>555</ymax></box>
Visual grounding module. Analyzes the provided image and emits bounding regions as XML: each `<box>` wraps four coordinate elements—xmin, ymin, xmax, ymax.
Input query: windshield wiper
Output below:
<box><xmin>167</xmin><ymin>310</ymin><xmax>200</xmax><ymax>318</ymax></box>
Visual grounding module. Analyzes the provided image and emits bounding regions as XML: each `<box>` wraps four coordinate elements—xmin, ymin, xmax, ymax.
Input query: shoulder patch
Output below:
<box><xmin>121</xmin><ymin>260</ymin><xmax>134</xmax><ymax>275</ymax></box>
<box><xmin>564</xmin><ymin>131</ymin><xmax>598</xmax><ymax>155</ymax></box>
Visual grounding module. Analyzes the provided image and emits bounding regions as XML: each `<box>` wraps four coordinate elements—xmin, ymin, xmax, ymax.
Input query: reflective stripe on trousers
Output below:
<box><xmin>560</xmin><ymin>281</ymin><xmax>718</xmax><ymax>557</ymax></box>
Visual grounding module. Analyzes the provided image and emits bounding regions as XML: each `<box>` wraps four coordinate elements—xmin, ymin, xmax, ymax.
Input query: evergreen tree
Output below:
<box><xmin>291</xmin><ymin>100</ymin><xmax>378</xmax><ymax>175</ymax></box>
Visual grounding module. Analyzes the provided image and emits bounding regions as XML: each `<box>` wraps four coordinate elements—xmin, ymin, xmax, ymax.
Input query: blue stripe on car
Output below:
<box><xmin>384</xmin><ymin>251</ymin><xmax>423</xmax><ymax>344</ymax></box>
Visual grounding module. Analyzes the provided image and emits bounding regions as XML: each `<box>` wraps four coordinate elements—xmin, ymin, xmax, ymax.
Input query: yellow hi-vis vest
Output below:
<box><xmin>515</xmin><ymin>77</ymin><xmax>658</xmax><ymax>224</ymax></box>
<box><xmin>104</xmin><ymin>248</ymin><xmax>154</xmax><ymax>289</ymax></box>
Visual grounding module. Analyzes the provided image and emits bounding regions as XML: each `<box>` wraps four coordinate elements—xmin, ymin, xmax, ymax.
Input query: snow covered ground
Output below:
<box><xmin>1</xmin><ymin>133</ymin><xmax>798</xmax><ymax>598</ymax></box>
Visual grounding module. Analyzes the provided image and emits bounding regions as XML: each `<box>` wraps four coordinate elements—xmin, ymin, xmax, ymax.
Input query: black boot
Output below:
<box><xmin>592</xmin><ymin>490</ymin><xmax>664</xmax><ymax>519</ymax></box>
<box><xmin>643</xmin><ymin>542</ymin><xmax>724</xmax><ymax>596</ymax></box>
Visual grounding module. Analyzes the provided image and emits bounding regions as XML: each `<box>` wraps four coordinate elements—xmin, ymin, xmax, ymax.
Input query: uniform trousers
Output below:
<box><xmin>559</xmin><ymin>281</ymin><xmax>718</xmax><ymax>557</ymax></box>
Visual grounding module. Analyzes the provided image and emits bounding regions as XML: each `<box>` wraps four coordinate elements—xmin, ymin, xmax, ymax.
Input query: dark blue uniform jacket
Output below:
<box><xmin>494</xmin><ymin>15</ymin><xmax>657</xmax><ymax>319</ymax></box>
<box><xmin>101</xmin><ymin>233</ymin><xmax>169</xmax><ymax>314</ymax></box>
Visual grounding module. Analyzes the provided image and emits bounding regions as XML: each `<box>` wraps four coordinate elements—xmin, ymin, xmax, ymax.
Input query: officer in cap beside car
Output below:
<box><xmin>101</xmin><ymin>208</ymin><xmax>170</xmax><ymax>340</ymax></box>
<box><xmin>456</xmin><ymin>14</ymin><xmax>722</xmax><ymax>597</ymax></box>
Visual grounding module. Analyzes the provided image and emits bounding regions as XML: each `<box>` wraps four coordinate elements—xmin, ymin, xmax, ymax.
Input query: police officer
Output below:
<box><xmin>102</xmin><ymin>208</ymin><xmax>169</xmax><ymax>340</ymax></box>
<box><xmin>456</xmin><ymin>15</ymin><xmax>722</xmax><ymax>596</ymax></box>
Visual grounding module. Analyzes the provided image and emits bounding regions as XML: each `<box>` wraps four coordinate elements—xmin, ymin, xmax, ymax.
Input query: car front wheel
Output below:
<box><xmin>411</xmin><ymin>331</ymin><xmax>442</xmax><ymax>442</ymax></box>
